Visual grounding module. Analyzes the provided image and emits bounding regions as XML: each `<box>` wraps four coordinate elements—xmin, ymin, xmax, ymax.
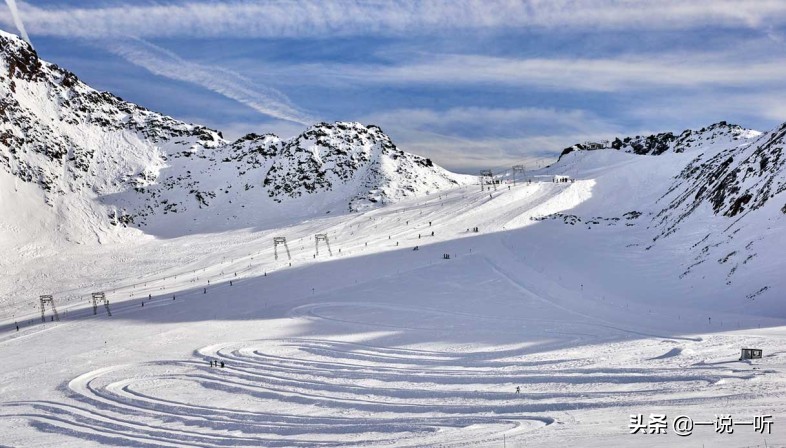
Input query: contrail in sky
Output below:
<box><xmin>3</xmin><ymin>0</ymin><xmax>32</xmax><ymax>47</ymax></box>
<box><xmin>108</xmin><ymin>39</ymin><xmax>314</xmax><ymax>126</ymax></box>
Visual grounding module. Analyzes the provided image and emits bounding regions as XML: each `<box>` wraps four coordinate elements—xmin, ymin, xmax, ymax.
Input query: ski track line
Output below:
<box><xmin>4</xmin><ymin>333</ymin><xmax>764</xmax><ymax>446</ymax></box>
<box><xmin>483</xmin><ymin>255</ymin><xmax>702</xmax><ymax>343</ymax></box>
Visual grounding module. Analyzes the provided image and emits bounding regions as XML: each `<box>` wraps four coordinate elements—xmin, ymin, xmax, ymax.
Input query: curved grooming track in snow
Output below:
<box><xmin>5</xmin><ymin>340</ymin><xmax>556</xmax><ymax>447</ymax></box>
<box><xmin>5</xmin><ymin>326</ymin><xmax>764</xmax><ymax>447</ymax></box>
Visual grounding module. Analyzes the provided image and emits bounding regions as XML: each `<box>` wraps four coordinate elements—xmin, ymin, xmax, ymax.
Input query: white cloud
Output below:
<box><xmin>360</xmin><ymin>107</ymin><xmax>624</xmax><ymax>171</ymax></box>
<box><xmin>363</xmin><ymin>90</ymin><xmax>786</xmax><ymax>172</ymax></box>
<box><xmin>628</xmin><ymin>90</ymin><xmax>786</xmax><ymax>128</ymax></box>
<box><xmin>385</xmin><ymin>130</ymin><xmax>616</xmax><ymax>173</ymax></box>
<box><xmin>106</xmin><ymin>39</ymin><xmax>314</xmax><ymax>125</ymax></box>
<box><xmin>4</xmin><ymin>1</ymin><xmax>786</xmax><ymax>39</ymax></box>
<box><xmin>367</xmin><ymin>107</ymin><xmax>620</xmax><ymax>136</ymax></box>
<box><xmin>269</xmin><ymin>52</ymin><xmax>786</xmax><ymax>92</ymax></box>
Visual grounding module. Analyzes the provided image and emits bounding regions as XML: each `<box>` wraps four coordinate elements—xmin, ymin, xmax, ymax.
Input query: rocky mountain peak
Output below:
<box><xmin>559</xmin><ymin>121</ymin><xmax>761</xmax><ymax>160</ymax></box>
<box><xmin>0</xmin><ymin>31</ymin><xmax>471</xmax><ymax>238</ymax></box>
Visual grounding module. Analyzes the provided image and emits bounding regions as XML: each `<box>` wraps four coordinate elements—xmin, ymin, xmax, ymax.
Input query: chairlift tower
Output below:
<box><xmin>273</xmin><ymin>237</ymin><xmax>291</xmax><ymax>260</ymax></box>
<box><xmin>314</xmin><ymin>233</ymin><xmax>333</xmax><ymax>256</ymax></box>
<box><xmin>512</xmin><ymin>165</ymin><xmax>525</xmax><ymax>186</ymax></box>
<box><xmin>91</xmin><ymin>292</ymin><xmax>112</xmax><ymax>316</ymax></box>
<box><xmin>39</xmin><ymin>295</ymin><xmax>59</xmax><ymax>323</ymax></box>
<box><xmin>480</xmin><ymin>170</ymin><xmax>496</xmax><ymax>191</ymax></box>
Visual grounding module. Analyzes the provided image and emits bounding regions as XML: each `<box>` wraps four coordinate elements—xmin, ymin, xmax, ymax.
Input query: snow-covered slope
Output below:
<box><xmin>2</xmin><ymin>154</ymin><xmax>786</xmax><ymax>447</ymax></box>
<box><xmin>0</xmin><ymin>30</ymin><xmax>471</xmax><ymax>243</ymax></box>
<box><xmin>541</xmin><ymin>120</ymin><xmax>786</xmax><ymax>310</ymax></box>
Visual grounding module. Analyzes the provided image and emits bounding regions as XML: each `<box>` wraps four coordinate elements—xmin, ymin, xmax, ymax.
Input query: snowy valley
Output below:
<box><xmin>1</xmin><ymin>30</ymin><xmax>785</xmax><ymax>447</ymax></box>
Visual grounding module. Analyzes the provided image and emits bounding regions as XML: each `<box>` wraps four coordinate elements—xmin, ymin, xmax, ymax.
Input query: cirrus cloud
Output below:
<box><xmin>3</xmin><ymin>1</ymin><xmax>786</xmax><ymax>40</ymax></box>
<box><xmin>106</xmin><ymin>39</ymin><xmax>314</xmax><ymax>125</ymax></box>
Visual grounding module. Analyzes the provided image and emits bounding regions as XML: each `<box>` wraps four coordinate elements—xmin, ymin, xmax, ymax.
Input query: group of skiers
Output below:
<box><xmin>209</xmin><ymin>360</ymin><xmax>225</xmax><ymax>368</ymax></box>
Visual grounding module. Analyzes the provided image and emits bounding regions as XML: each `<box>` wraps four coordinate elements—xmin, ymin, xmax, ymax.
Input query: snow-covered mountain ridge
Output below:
<box><xmin>559</xmin><ymin>121</ymin><xmax>761</xmax><ymax>159</ymax></box>
<box><xmin>0</xmin><ymin>31</ymin><xmax>470</xmax><ymax>239</ymax></box>
<box><xmin>555</xmin><ymin>120</ymin><xmax>786</xmax><ymax>229</ymax></box>
<box><xmin>543</xmin><ymin>121</ymin><xmax>786</xmax><ymax>304</ymax></box>
<box><xmin>656</xmin><ymin>123</ymin><xmax>786</xmax><ymax>231</ymax></box>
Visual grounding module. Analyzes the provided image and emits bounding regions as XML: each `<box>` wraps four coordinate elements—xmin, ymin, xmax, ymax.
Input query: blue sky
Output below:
<box><xmin>3</xmin><ymin>1</ymin><xmax>786</xmax><ymax>172</ymax></box>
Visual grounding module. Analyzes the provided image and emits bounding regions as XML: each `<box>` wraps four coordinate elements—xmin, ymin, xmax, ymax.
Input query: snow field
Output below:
<box><xmin>1</xmin><ymin>157</ymin><xmax>785</xmax><ymax>446</ymax></box>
